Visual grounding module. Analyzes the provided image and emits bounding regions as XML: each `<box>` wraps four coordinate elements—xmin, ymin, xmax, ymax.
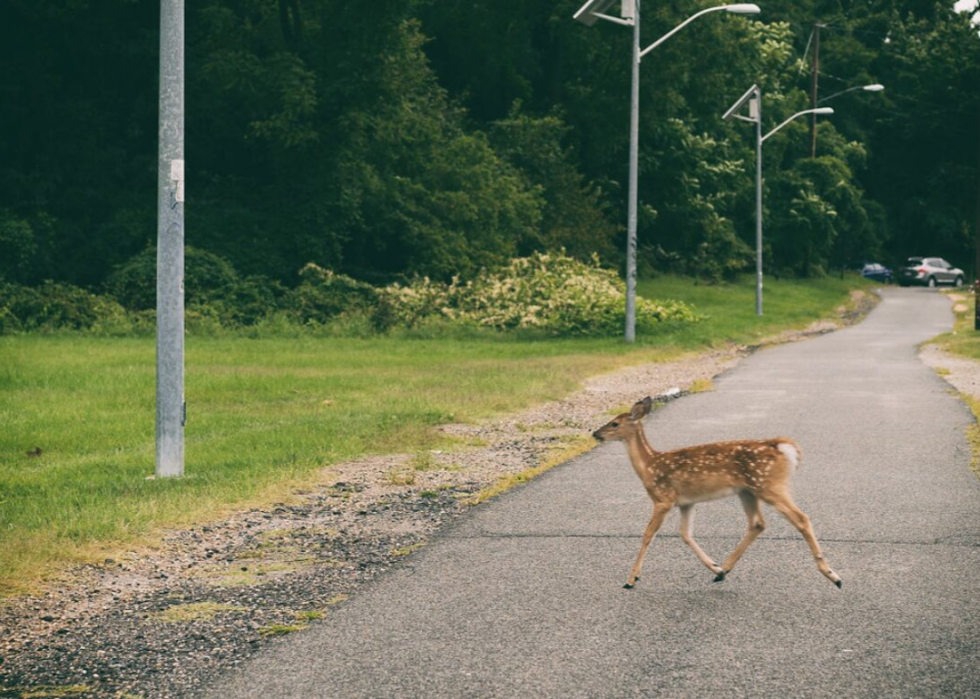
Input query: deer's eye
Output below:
<box><xmin>610</xmin><ymin>422</ymin><xmax>619</xmax><ymax>428</ymax></box>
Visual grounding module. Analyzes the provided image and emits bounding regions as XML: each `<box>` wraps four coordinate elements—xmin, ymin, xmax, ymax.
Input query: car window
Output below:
<box><xmin>937</xmin><ymin>259</ymin><xmax>950</xmax><ymax>269</ymax></box>
<box><xmin>907</xmin><ymin>257</ymin><xmax>923</xmax><ymax>266</ymax></box>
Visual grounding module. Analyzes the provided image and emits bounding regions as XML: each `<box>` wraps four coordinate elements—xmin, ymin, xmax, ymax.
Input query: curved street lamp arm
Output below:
<box><xmin>818</xmin><ymin>84</ymin><xmax>884</xmax><ymax>105</ymax></box>
<box><xmin>817</xmin><ymin>85</ymin><xmax>864</xmax><ymax>105</ymax></box>
<box><xmin>761</xmin><ymin>107</ymin><xmax>834</xmax><ymax>143</ymax></box>
<box><xmin>639</xmin><ymin>6</ymin><xmax>728</xmax><ymax>59</ymax></box>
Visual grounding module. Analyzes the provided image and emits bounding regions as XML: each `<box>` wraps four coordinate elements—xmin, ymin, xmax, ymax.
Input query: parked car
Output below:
<box><xmin>859</xmin><ymin>262</ymin><xmax>893</xmax><ymax>283</ymax></box>
<box><xmin>897</xmin><ymin>257</ymin><xmax>965</xmax><ymax>287</ymax></box>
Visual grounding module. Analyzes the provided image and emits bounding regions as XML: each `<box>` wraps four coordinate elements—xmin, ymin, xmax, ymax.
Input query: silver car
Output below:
<box><xmin>897</xmin><ymin>256</ymin><xmax>965</xmax><ymax>288</ymax></box>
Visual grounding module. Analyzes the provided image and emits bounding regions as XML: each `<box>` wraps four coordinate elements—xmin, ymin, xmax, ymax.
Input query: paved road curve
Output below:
<box><xmin>205</xmin><ymin>288</ymin><xmax>980</xmax><ymax>698</ymax></box>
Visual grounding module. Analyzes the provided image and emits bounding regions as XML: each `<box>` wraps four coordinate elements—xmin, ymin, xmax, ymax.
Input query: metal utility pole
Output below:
<box><xmin>754</xmin><ymin>90</ymin><xmax>763</xmax><ymax>316</ymax></box>
<box><xmin>157</xmin><ymin>0</ymin><xmax>185</xmax><ymax>478</ymax></box>
<box><xmin>625</xmin><ymin>0</ymin><xmax>640</xmax><ymax>343</ymax></box>
<box><xmin>974</xmin><ymin>102</ymin><xmax>980</xmax><ymax>331</ymax></box>
<box><xmin>809</xmin><ymin>23</ymin><xmax>822</xmax><ymax>158</ymax></box>
<box><xmin>724</xmin><ymin>85</ymin><xmax>833</xmax><ymax>317</ymax></box>
<box><xmin>575</xmin><ymin>0</ymin><xmax>760</xmax><ymax>341</ymax></box>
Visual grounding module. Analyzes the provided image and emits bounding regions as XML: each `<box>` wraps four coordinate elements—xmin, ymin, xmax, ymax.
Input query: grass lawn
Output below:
<box><xmin>0</xmin><ymin>274</ymin><xmax>872</xmax><ymax>594</ymax></box>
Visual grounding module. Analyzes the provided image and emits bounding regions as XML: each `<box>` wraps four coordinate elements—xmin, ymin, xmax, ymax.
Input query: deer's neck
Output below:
<box><xmin>625</xmin><ymin>428</ymin><xmax>659</xmax><ymax>483</ymax></box>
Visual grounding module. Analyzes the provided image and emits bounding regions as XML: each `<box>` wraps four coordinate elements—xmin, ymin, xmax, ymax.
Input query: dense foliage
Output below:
<box><xmin>0</xmin><ymin>252</ymin><xmax>699</xmax><ymax>337</ymax></box>
<box><xmin>0</xmin><ymin>1</ymin><xmax>977</xmax><ymax>290</ymax></box>
<box><xmin>378</xmin><ymin>252</ymin><xmax>701</xmax><ymax>334</ymax></box>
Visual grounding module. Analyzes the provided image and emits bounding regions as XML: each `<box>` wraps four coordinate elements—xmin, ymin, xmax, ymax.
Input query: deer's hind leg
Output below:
<box><xmin>714</xmin><ymin>490</ymin><xmax>766</xmax><ymax>582</ymax></box>
<box><xmin>763</xmin><ymin>488</ymin><xmax>842</xmax><ymax>589</ymax></box>
<box><xmin>678</xmin><ymin>504</ymin><xmax>725</xmax><ymax>578</ymax></box>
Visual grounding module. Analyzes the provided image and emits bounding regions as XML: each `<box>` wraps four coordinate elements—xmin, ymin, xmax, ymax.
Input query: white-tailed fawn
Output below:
<box><xmin>592</xmin><ymin>396</ymin><xmax>841</xmax><ymax>590</ymax></box>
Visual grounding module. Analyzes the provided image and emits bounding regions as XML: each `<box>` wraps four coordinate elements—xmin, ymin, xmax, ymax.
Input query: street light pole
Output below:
<box><xmin>157</xmin><ymin>0</ymin><xmax>185</xmax><ymax>478</ymax></box>
<box><xmin>575</xmin><ymin>1</ymin><xmax>761</xmax><ymax>341</ymax></box>
<box><xmin>809</xmin><ymin>23</ymin><xmax>823</xmax><ymax>158</ymax></box>
<box><xmin>725</xmin><ymin>88</ymin><xmax>833</xmax><ymax>316</ymax></box>
<box><xmin>625</xmin><ymin>0</ymin><xmax>640</xmax><ymax>343</ymax></box>
<box><xmin>974</xmin><ymin>100</ymin><xmax>980</xmax><ymax>331</ymax></box>
<box><xmin>754</xmin><ymin>91</ymin><xmax>763</xmax><ymax>316</ymax></box>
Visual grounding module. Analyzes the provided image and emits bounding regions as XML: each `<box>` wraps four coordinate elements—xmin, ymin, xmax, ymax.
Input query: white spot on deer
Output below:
<box><xmin>777</xmin><ymin>442</ymin><xmax>799</xmax><ymax>473</ymax></box>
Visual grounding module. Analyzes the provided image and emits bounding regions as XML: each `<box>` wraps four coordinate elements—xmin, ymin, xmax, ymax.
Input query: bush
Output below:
<box><xmin>105</xmin><ymin>246</ymin><xmax>286</xmax><ymax>327</ymax></box>
<box><xmin>377</xmin><ymin>252</ymin><xmax>701</xmax><ymax>336</ymax></box>
<box><xmin>1</xmin><ymin>254</ymin><xmax>701</xmax><ymax>338</ymax></box>
<box><xmin>0</xmin><ymin>281</ymin><xmax>131</xmax><ymax>333</ymax></box>
<box><xmin>106</xmin><ymin>246</ymin><xmax>241</xmax><ymax>310</ymax></box>
<box><xmin>283</xmin><ymin>264</ymin><xmax>380</xmax><ymax>325</ymax></box>
<box><xmin>209</xmin><ymin>275</ymin><xmax>286</xmax><ymax>326</ymax></box>
<box><xmin>0</xmin><ymin>212</ymin><xmax>37</xmax><ymax>283</ymax></box>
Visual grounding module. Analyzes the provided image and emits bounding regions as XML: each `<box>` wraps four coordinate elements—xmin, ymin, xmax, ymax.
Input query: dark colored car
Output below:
<box><xmin>859</xmin><ymin>262</ymin><xmax>892</xmax><ymax>283</ymax></box>
<box><xmin>897</xmin><ymin>257</ymin><xmax>965</xmax><ymax>288</ymax></box>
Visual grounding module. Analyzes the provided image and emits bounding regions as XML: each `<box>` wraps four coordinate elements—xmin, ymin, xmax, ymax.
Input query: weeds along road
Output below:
<box><xmin>204</xmin><ymin>288</ymin><xmax>980</xmax><ymax>699</ymax></box>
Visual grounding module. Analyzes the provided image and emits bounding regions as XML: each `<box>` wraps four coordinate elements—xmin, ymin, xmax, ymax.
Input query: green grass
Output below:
<box><xmin>5</xmin><ymin>685</ymin><xmax>92</xmax><ymax>698</ymax></box>
<box><xmin>149</xmin><ymin>601</ymin><xmax>247</xmax><ymax>623</ymax></box>
<box><xmin>257</xmin><ymin>622</ymin><xmax>308</xmax><ymax>637</ymax></box>
<box><xmin>634</xmin><ymin>274</ymin><xmax>872</xmax><ymax>348</ymax></box>
<box><xmin>0</xmin><ymin>274</ymin><xmax>871</xmax><ymax>595</ymax></box>
<box><xmin>929</xmin><ymin>290</ymin><xmax>978</xmax><ymax>359</ymax></box>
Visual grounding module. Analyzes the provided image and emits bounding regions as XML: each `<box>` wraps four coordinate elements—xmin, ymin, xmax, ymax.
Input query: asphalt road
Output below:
<box><xmin>204</xmin><ymin>288</ymin><xmax>980</xmax><ymax>698</ymax></box>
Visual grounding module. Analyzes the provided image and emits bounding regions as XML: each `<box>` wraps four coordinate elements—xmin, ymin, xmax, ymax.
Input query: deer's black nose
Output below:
<box><xmin>592</xmin><ymin>431</ymin><xmax>604</xmax><ymax>441</ymax></box>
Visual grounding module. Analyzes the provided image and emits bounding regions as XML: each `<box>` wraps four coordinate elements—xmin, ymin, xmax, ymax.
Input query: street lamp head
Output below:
<box><xmin>863</xmin><ymin>84</ymin><xmax>885</xmax><ymax>92</ymax></box>
<box><xmin>573</xmin><ymin>0</ymin><xmax>620</xmax><ymax>26</ymax></box>
<box><xmin>722</xmin><ymin>84</ymin><xmax>760</xmax><ymax>122</ymax></box>
<box><xmin>725</xmin><ymin>4</ymin><xmax>762</xmax><ymax>14</ymax></box>
<box><xmin>814</xmin><ymin>107</ymin><xmax>835</xmax><ymax>115</ymax></box>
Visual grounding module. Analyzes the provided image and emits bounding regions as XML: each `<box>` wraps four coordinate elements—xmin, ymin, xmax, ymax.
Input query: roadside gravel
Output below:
<box><xmin>0</xmin><ymin>291</ymin><xmax>876</xmax><ymax>699</ymax></box>
<box><xmin>918</xmin><ymin>293</ymin><xmax>980</xmax><ymax>455</ymax></box>
<box><xmin>920</xmin><ymin>342</ymin><xmax>980</xmax><ymax>397</ymax></box>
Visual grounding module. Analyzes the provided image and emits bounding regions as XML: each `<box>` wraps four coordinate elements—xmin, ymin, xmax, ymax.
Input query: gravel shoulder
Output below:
<box><xmin>0</xmin><ymin>291</ymin><xmax>877</xmax><ymax>699</ymax></box>
<box><xmin>919</xmin><ymin>293</ymin><xmax>980</xmax><ymax>391</ymax></box>
<box><xmin>918</xmin><ymin>291</ymin><xmax>980</xmax><ymax>476</ymax></box>
<box><xmin>920</xmin><ymin>342</ymin><xmax>980</xmax><ymax>399</ymax></box>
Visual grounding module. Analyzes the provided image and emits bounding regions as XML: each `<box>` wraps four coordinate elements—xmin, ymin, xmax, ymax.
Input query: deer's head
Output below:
<box><xmin>592</xmin><ymin>396</ymin><xmax>653</xmax><ymax>442</ymax></box>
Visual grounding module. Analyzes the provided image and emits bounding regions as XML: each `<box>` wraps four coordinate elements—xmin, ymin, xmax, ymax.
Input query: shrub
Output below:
<box><xmin>0</xmin><ymin>281</ymin><xmax>131</xmax><ymax>333</ymax></box>
<box><xmin>0</xmin><ymin>212</ymin><xmax>37</xmax><ymax>283</ymax></box>
<box><xmin>209</xmin><ymin>275</ymin><xmax>286</xmax><ymax>326</ymax></box>
<box><xmin>105</xmin><ymin>246</ymin><xmax>286</xmax><ymax>327</ymax></box>
<box><xmin>283</xmin><ymin>264</ymin><xmax>379</xmax><ymax>324</ymax></box>
<box><xmin>377</xmin><ymin>252</ymin><xmax>701</xmax><ymax>336</ymax></box>
<box><xmin>106</xmin><ymin>246</ymin><xmax>241</xmax><ymax>310</ymax></box>
<box><xmin>1</xmin><ymin>254</ymin><xmax>700</xmax><ymax>337</ymax></box>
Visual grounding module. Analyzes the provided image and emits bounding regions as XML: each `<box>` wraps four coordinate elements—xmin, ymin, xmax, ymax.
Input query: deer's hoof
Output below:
<box><xmin>834</xmin><ymin>579</ymin><xmax>843</xmax><ymax>589</ymax></box>
<box><xmin>623</xmin><ymin>582</ymin><xmax>635</xmax><ymax>589</ymax></box>
<box><xmin>713</xmin><ymin>571</ymin><xmax>727</xmax><ymax>582</ymax></box>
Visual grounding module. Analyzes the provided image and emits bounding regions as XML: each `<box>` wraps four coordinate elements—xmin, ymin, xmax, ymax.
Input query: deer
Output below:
<box><xmin>592</xmin><ymin>396</ymin><xmax>842</xmax><ymax>590</ymax></box>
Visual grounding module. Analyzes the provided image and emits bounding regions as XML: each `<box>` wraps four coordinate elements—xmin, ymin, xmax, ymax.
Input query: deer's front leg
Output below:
<box><xmin>625</xmin><ymin>503</ymin><xmax>672</xmax><ymax>589</ymax></box>
<box><xmin>715</xmin><ymin>490</ymin><xmax>766</xmax><ymax>582</ymax></box>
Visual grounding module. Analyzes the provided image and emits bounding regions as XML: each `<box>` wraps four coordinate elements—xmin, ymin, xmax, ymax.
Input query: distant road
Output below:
<box><xmin>204</xmin><ymin>288</ymin><xmax>980</xmax><ymax>698</ymax></box>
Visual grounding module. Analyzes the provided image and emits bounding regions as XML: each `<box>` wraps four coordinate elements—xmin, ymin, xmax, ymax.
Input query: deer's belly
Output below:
<box><xmin>676</xmin><ymin>487</ymin><xmax>736</xmax><ymax>506</ymax></box>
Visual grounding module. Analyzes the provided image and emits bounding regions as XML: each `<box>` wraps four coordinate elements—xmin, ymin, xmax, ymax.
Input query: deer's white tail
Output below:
<box><xmin>777</xmin><ymin>441</ymin><xmax>800</xmax><ymax>472</ymax></box>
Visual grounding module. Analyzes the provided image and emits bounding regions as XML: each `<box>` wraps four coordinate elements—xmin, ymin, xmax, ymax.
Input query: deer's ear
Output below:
<box><xmin>630</xmin><ymin>396</ymin><xmax>653</xmax><ymax>420</ymax></box>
